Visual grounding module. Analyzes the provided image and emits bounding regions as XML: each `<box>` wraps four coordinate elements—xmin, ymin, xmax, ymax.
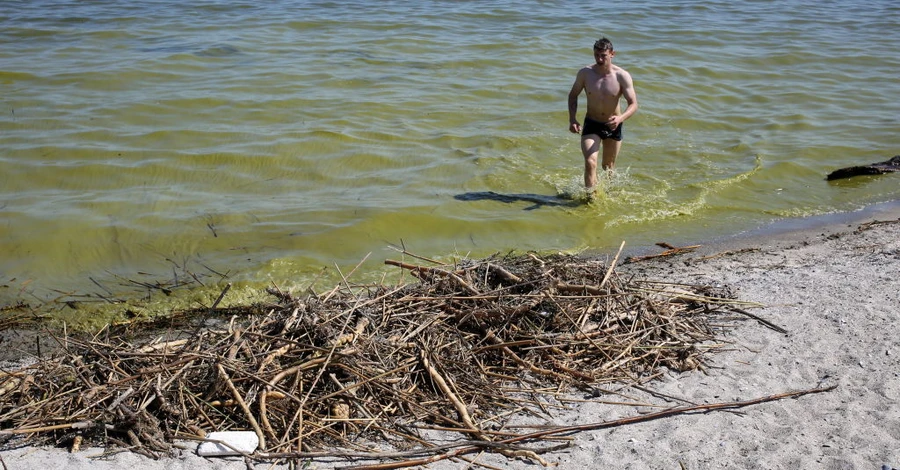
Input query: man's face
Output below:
<box><xmin>594</xmin><ymin>48</ymin><xmax>614</xmax><ymax>65</ymax></box>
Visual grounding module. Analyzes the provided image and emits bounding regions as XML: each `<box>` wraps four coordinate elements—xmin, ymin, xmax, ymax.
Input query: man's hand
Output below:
<box><xmin>569</xmin><ymin>121</ymin><xmax>582</xmax><ymax>134</ymax></box>
<box><xmin>606</xmin><ymin>115</ymin><xmax>622</xmax><ymax>129</ymax></box>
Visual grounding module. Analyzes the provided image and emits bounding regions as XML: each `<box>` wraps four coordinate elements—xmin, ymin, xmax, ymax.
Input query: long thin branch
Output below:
<box><xmin>731</xmin><ymin>307</ymin><xmax>788</xmax><ymax>334</ymax></box>
<box><xmin>499</xmin><ymin>384</ymin><xmax>837</xmax><ymax>443</ymax></box>
<box><xmin>337</xmin><ymin>384</ymin><xmax>836</xmax><ymax>470</ymax></box>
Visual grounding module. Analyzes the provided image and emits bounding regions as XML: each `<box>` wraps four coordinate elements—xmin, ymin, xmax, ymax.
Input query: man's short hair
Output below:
<box><xmin>593</xmin><ymin>37</ymin><xmax>614</xmax><ymax>52</ymax></box>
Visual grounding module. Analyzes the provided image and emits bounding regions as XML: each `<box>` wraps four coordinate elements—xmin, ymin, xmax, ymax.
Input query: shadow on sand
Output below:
<box><xmin>454</xmin><ymin>191</ymin><xmax>586</xmax><ymax>211</ymax></box>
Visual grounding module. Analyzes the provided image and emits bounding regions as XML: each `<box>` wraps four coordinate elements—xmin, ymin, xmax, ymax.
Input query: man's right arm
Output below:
<box><xmin>568</xmin><ymin>69</ymin><xmax>585</xmax><ymax>133</ymax></box>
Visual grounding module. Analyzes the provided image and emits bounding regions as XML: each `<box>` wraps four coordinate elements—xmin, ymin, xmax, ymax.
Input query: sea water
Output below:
<box><xmin>1</xmin><ymin>0</ymin><xmax>898</xmax><ymax>317</ymax></box>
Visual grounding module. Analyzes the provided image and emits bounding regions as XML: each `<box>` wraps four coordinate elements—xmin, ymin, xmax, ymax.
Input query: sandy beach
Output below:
<box><xmin>2</xmin><ymin>203</ymin><xmax>899</xmax><ymax>470</ymax></box>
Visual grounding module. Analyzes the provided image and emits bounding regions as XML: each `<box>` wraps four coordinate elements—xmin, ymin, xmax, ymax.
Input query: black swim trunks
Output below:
<box><xmin>582</xmin><ymin>117</ymin><xmax>623</xmax><ymax>141</ymax></box>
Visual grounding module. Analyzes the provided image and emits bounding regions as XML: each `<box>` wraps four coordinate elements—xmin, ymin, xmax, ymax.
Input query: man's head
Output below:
<box><xmin>593</xmin><ymin>37</ymin><xmax>614</xmax><ymax>53</ymax></box>
<box><xmin>593</xmin><ymin>37</ymin><xmax>615</xmax><ymax>65</ymax></box>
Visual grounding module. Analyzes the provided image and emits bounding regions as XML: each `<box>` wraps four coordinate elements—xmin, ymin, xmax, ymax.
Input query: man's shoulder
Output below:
<box><xmin>573</xmin><ymin>65</ymin><xmax>594</xmax><ymax>83</ymax></box>
<box><xmin>613</xmin><ymin>65</ymin><xmax>633</xmax><ymax>81</ymax></box>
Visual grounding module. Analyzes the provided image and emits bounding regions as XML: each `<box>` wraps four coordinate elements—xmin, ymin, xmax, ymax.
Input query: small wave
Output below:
<box><xmin>0</xmin><ymin>70</ymin><xmax>38</xmax><ymax>83</ymax></box>
<box><xmin>195</xmin><ymin>44</ymin><xmax>241</xmax><ymax>57</ymax></box>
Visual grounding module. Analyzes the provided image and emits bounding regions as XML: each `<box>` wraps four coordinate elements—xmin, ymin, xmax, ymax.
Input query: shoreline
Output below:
<box><xmin>2</xmin><ymin>204</ymin><xmax>899</xmax><ymax>469</ymax></box>
<box><xmin>697</xmin><ymin>198</ymin><xmax>900</xmax><ymax>250</ymax></box>
<box><xmin>617</xmin><ymin>198</ymin><xmax>900</xmax><ymax>260</ymax></box>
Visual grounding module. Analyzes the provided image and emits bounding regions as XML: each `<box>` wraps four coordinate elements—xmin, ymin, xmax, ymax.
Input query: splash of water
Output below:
<box><xmin>551</xmin><ymin>167</ymin><xmax>634</xmax><ymax>204</ymax></box>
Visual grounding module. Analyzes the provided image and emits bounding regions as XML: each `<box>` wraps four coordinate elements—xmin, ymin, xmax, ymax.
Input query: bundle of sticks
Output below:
<box><xmin>0</xmin><ymin>250</ymin><xmax>763</xmax><ymax>466</ymax></box>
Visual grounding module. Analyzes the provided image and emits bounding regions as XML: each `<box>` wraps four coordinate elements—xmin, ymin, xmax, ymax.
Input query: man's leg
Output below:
<box><xmin>600</xmin><ymin>138</ymin><xmax>621</xmax><ymax>171</ymax></box>
<box><xmin>581</xmin><ymin>134</ymin><xmax>600</xmax><ymax>188</ymax></box>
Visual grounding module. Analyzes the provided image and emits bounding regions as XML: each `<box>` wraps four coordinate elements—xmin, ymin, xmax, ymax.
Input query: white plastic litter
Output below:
<box><xmin>196</xmin><ymin>431</ymin><xmax>259</xmax><ymax>457</ymax></box>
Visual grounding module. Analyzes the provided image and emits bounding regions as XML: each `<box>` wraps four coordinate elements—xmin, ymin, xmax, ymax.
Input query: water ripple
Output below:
<box><xmin>1</xmin><ymin>0</ymin><xmax>898</xmax><ymax>302</ymax></box>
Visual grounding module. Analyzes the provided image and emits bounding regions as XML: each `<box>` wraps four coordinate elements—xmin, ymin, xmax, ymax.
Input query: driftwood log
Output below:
<box><xmin>826</xmin><ymin>155</ymin><xmax>900</xmax><ymax>180</ymax></box>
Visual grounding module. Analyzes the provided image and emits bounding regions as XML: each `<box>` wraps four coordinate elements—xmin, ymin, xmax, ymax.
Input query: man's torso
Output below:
<box><xmin>583</xmin><ymin>65</ymin><xmax>624</xmax><ymax>121</ymax></box>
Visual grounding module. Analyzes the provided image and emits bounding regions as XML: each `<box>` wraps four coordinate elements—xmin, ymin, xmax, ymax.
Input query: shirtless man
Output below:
<box><xmin>568</xmin><ymin>37</ymin><xmax>639</xmax><ymax>190</ymax></box>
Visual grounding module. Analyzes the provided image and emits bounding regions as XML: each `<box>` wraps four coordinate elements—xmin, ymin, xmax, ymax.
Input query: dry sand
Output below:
<box><xmin>2</xmin><ymin>203</ymin><xmax>899</xmax><ymax>470</ymax></box>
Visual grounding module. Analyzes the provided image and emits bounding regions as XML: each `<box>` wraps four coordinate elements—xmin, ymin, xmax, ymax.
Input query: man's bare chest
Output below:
<box><xmin>586</xmin><ymin>74</ymin><xmax>621</xmax><ymax>98</ymax></box>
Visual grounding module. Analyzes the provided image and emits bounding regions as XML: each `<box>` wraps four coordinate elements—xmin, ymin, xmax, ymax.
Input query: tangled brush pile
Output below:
<box><xmin>1</xmin><ymin>251</ymin><xmax>750</xmax><ymax>465</ymax></box>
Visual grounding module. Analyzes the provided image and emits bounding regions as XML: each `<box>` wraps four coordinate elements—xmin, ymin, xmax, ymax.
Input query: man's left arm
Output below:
<box><xmin>611</xmin><ymin>71</ymin><xmax>638</xmax><ymax>127</ymax></box>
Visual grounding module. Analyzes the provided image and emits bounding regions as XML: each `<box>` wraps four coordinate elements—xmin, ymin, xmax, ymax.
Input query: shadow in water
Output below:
<box><xmin>454</xmin><ymin>191</ymin><xmax>585</xmax><ymax>211</ymax></box>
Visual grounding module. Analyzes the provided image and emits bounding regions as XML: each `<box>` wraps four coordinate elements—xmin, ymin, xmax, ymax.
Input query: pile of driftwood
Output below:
<box><xmin>0</xmin><ymin>250</ymin><xmax>781</xmax><ymax>467</ymax></box>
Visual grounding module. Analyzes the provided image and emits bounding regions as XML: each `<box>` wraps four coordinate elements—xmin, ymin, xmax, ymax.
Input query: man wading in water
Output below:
<box><xmin>568</xmin><ymin>37</ymin><xmax>639</xmax><ymax>194</ymax></box>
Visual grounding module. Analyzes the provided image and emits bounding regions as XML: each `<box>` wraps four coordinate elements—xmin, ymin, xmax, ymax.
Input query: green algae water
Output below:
<box><xmin>2</xmin><ymin>0</ymin><xmax>899</xmax><ymax>320</ymax></box>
